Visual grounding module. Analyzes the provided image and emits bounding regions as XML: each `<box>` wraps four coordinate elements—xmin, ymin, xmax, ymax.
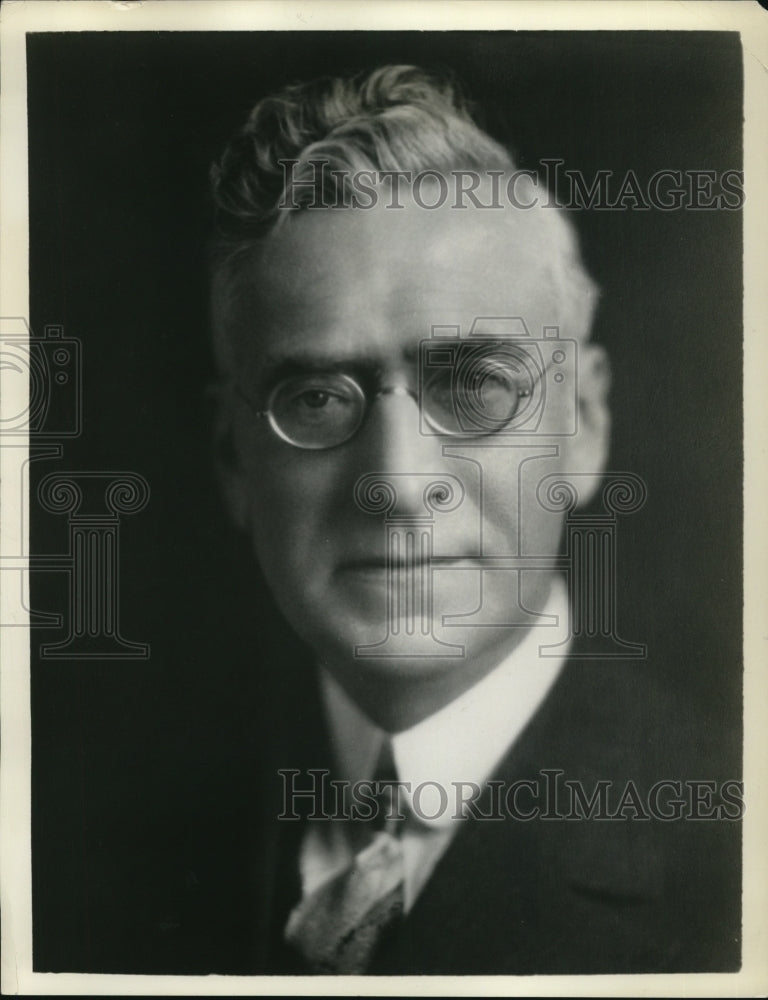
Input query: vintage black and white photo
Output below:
<box><xmin>1</xmin><ymin>2</ymin><xmax>765</xmax><ymax>994</ymax></box>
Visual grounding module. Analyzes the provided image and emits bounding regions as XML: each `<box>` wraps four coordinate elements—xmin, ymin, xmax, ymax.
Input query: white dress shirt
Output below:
<box><xmin>298</xmin><ymin>576</ymin><xmax>571</xmax><ymax>912</ymax></box>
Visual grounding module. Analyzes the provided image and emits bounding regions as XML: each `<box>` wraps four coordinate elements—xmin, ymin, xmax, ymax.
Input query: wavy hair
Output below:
<box><xmin>210</xmin><ymin>65</ymin><xmax>598</xmax><ymax>371</ymax></box>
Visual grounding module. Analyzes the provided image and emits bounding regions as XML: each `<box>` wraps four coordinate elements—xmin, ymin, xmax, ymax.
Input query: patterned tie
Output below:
<box><xmin>284</xmin><ymin>741</ymin><xmax>405</xmax><ymax>973</ymax></box>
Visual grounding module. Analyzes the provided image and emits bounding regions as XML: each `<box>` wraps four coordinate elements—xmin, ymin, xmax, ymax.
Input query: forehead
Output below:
<box><xmin>228</xmin><ymin>200</ymin><xmax>563</xmax><ymax>373</ymax></box>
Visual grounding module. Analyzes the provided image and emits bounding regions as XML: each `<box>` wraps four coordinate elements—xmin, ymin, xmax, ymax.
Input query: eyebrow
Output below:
<box><xmin>255</xmin><ymin>346</ymin><xmax>420</xmax><ymax>392</ymax></box>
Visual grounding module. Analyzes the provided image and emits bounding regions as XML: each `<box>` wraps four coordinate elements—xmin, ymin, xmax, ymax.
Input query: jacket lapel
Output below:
<box><xmin>369</xmin><ymin>656</ymin><xmax>670</xmax><ymax>974</ymax></box>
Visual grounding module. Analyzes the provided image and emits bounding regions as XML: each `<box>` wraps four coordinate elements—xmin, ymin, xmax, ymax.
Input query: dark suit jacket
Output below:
<box><xmin>34</xmin><ymin>637</ymin><xmax>741</xmax><ymax>976</ymax></box>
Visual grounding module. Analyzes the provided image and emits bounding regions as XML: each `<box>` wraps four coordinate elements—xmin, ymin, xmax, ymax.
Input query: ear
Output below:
<box><xmin>564</xmin><ymin>343</ymin><xmax>611</xmax><ymax>507</ymax></box>
<box><xmin>208</xmin><ymin>381</ymin><xmax>251</xmax><ymax>533</ymax></box>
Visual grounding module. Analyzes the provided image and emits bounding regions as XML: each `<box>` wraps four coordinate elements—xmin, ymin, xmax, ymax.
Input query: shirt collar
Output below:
<box><xmin>320</xmin><ymin>575</ymin><xmax>571</xmax><ymax>829</ymax></box>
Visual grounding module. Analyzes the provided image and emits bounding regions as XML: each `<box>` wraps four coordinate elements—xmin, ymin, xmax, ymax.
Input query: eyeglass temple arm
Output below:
<box><xmin>518</xmin><ymin>357</ymin><xmax>557</xmax><ymax>396</ymax></box>
<box><xmin>232</xmin><ymin>382</ymin><xmax>268</xmax><ymax>418</ymax></box>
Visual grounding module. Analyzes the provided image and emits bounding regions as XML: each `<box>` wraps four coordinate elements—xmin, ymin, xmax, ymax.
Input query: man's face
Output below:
<box><xmin>219</xmin><ymin>198</ymin><xmax>609</xmax><ymax>724</ymax></box>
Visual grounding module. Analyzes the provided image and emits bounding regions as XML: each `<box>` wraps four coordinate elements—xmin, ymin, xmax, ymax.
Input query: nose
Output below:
<box><xmin>357</xmin><ymin>385</ymin><xmax>448</xmax><ymax>516</ymax></box>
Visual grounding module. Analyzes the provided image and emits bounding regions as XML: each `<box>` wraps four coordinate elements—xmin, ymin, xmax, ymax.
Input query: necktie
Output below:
<box><xmin>284</xmin><ymin>741</ymin><xmax>405</xmax><ymax>973</ymax></box>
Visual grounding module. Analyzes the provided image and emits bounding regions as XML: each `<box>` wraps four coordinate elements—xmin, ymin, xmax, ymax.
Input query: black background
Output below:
<box><xmin>26</xmin><ymin>31</ymin><xmax>743</xmax><ymax>967</ymax></box>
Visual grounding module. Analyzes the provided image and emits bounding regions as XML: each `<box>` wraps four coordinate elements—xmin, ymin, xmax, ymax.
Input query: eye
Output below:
<box><xmin>295</xmin><ymin>389</ymin><xmax>335</xmax><ymax>410</ymax></box>
<box><xmin>456</xmin><ymin>358</ymin><xmax>525</xmax><ymax>406</ymax></box>
<box><xmin>273</xmin><ymin>375</ymin><xmax>363</xmax><ymax>430</ymax></box>
<box><xmin>467</xmin><ymin>361</ymin><xmax>517</xmax><ymax>392</ymax></box>
<box><xmin>285</xmin><ymin>384</ymin><xmax>355</xmax><ymax>413</ymax></box>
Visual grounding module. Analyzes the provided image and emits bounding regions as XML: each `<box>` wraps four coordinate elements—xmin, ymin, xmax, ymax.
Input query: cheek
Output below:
<box><xmin>477</xmin><ymin>448</ymin><xmax>566</xmax><ymax>554</ymax></box>
<box><xmin>239</xmin><ymin>443</ymin><xmax>348</xmax><ymax>563</ymax></box>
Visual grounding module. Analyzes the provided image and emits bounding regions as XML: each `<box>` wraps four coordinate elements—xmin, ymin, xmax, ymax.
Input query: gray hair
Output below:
<box><xmin>210</xmin><ymin>65</ymin><xmax>598</xmax><ymax>372</ymax></box>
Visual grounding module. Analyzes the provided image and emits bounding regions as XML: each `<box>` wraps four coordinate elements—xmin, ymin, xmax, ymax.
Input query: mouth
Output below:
<box><xmin>338</xmin><ymin>556</ymin><xmax>480</xmax><ymax>573</ymax></box>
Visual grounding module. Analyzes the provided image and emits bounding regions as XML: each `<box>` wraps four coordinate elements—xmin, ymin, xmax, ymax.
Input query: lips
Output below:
<box><xmin>339</xmin><ymin>558</ymin><xmax>419</xmax><ymax>573</ymax></box>
<box><xmin>338</xmin><ymin>555</ymin><xmax>480</xmax><ymax>572</ymax></box>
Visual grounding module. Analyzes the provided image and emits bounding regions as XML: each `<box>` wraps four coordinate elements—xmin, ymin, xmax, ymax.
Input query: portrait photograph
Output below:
<box><xmin>1</xmin><ymin>1</ymin><xmax>766</xmax><ymax>995</ymax></box>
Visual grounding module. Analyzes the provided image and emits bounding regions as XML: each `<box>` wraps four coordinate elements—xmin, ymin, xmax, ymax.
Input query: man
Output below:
<box><xmin>193</xmin><ymin>65</ymin><xmax>738</xmax><ymax>975</ymax></box>
<box><xmin>69</xmin><ymin>65</ymin><xmax>739</xmax><ymax>977</ymax></box>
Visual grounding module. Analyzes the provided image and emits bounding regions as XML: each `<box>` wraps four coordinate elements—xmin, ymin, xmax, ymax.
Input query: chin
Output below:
<box><xmin>321</xmin><ymin>611</ymin><xmax>514</xmax><ymax>683</ymax></box>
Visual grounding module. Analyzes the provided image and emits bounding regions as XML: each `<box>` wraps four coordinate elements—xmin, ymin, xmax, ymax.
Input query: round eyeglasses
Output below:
<box><xmin>233</xmin><ymin>345</ymin><xmax>547</xmax><ymax>450</ymax></box>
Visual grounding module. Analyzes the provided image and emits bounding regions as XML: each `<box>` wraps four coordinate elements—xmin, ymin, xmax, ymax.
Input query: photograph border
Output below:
<box><xmin>1</xmin><ymin>1</ymin><xmax>766</xmax><ymax>995</ymax></box>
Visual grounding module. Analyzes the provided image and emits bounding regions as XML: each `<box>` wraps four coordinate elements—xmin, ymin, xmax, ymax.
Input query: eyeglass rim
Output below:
<box><xmin>268</xmin><ymin>372</ymin><xmax>367</xmax><ymax>450</ymax></box>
